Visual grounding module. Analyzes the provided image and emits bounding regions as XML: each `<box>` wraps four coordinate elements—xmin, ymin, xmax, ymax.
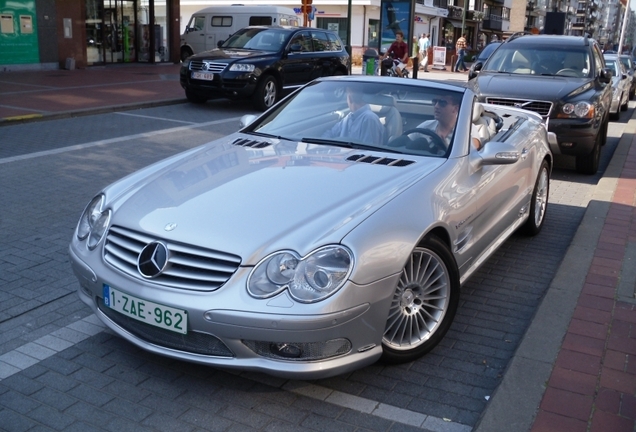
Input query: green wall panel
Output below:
<box><xmin>0</xmin><ymin>0</ymin><xmax>40</xmax><ymax>64</ymax></box>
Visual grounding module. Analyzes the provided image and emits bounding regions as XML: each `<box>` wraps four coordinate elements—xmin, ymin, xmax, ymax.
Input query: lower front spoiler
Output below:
<box><xmin>77</xmin><ymin>284</ymin><xmax>383</xmax><ymax>380</ymax></box>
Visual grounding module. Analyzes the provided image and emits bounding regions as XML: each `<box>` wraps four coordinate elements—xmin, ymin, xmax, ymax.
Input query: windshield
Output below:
<box><xmin>484</xmin><ymin>45</ymin><xmax>592</xmax><ymax>78</ymax></box>
<box><xmin>221</xmin><ymin>28</ymin><xmax>288</xmax><ymax>51</ymax></box>
<box><xmin>619</xmin><ymin>56</ymin><xmax>633</xmax><ymax>70</ymax></box>
<box><xmin>247</xmin><ymin>81</ymin><xmax>466</xmax><ymax>158</ymax></box>
<box><xmin>605</xmin><ymin>60</ymin><xmax>618</xmax><ymax>77</ymax></box>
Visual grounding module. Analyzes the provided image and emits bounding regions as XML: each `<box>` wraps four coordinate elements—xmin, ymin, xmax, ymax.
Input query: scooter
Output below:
<box><xmin>381</xmin><ymin>57</ymin><xmax>410</xmax><ymax>78</ymax></box>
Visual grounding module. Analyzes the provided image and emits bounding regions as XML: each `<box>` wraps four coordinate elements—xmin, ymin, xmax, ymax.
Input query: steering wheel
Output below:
<box><xmin>555</xmin><ymin>68</ymin><xmax>579</xmax><ymax>76</ymax></box>
<box><xmin>401</xmin><ymin>128</ymin><xmax>447</xmax><ymax>154</ymax></box>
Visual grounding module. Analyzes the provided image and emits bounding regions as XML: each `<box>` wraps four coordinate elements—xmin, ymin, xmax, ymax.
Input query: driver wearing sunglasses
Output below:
<box><xmin>417</xmin><ymin>95</ymin><xmax>482</xmax><ymax>151</ymax></box>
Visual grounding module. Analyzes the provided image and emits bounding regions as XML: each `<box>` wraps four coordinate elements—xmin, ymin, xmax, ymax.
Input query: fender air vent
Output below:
<box><xmin>232</xmin><ymin>138</ymin><xmax>272</xmax><ymax>149</ymax></box>
<box><xmin>347</xmin><ymin>154</ymin><xmax>415</xmax><ymax>167</ymax></box>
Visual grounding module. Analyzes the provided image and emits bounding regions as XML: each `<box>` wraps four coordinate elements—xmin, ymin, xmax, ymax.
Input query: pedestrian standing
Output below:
<box><xmin>419</xmin><ymin>33</ymin><xmax>430</xmax><ymax>72</ymax></box>
<box><xmin>454</xmin><ymin>34</ymin><xmax>468</xmax><ymax>72</ymax></box>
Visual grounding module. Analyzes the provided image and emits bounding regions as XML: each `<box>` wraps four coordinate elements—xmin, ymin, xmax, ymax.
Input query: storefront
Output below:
<box><xmin>85</xmin><ymin>0</ymin><xmax>173</xmax><ymax>65</ymax></box>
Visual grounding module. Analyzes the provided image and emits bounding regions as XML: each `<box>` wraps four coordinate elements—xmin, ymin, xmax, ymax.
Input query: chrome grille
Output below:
<box><xmin>189</xmin><ymin>60</ymin><xmax>227</xmax><ymax>73</ymax></box>
<box><xmin>98</xmin><ymin>302</ymin><xmax>234</xmax><ymax>357</ymax></box>
<box><xmin>347</xmin><ymin>154</ymin><xmax>415</xmax><ymax>167</ymax></box>
<box><xmin>104</xmin><ymin>225</ymin><xmax>241</xmax><ymax>291</ymax></box>
<box><xmin>485</xmin><ymin>98</ymin><xmax>553</xmax><ymax>117</ymax></box>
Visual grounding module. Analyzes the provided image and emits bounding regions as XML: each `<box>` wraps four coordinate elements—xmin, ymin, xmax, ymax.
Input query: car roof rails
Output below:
<box><xmin>505</xmin><ymin>31</ymin><xmax>532</xmax><ymax>43</ymax></box>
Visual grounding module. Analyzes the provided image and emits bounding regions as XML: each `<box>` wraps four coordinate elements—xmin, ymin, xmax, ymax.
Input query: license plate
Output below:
<box><xmin>192</xmin><ymin>71</ymin><xmax>214</xmax><ymax>81</ymax></box>
<box><xmin>103</xmin><ymin>284</ymin><xmax>187</xmax><ymax>334</ymax></box>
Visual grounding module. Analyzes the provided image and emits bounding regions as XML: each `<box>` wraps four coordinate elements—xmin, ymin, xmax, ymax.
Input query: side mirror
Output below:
<box><xmin>217</xmin><ymin>40</ymin><xmax>224</xmax><ymax>48</ymax></box>
<box><xmin>289</xmin><ymin>43</ymin><xmax>303</xmax><ymax>52</ymax></box>
<box><xmin>468</xmin><ymin>62</ymin><xmax>483</xmax><ymax>80</ymax></box>
<box><xmin>600</xmin><ymin>68</ymin><xmax>612</xmax><ymax>84</ymax></box>
<box><xmin>240</xmin><ymin>114</ymin><xmax>258</xmax><ymax>128</ymax></box>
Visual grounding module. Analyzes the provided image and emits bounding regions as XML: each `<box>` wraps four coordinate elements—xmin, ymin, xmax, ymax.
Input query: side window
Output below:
<box><xmin>189</xmin><ymin>16</ymin><xmax>205</xmax><ymax>31</ymax></box>
<box><xmin>249</xmin><ymin>16</ymin><xmax>272</xmax><ymax>25</ymax></box>
<box><xmin>311</xmin><ymin>31</ymin><xmax>329</xmax><ymax>52</ymax></box>
<box><xmin>289</xmin><ymin>31</ymin><xmax>312</xmax><ymax>52</ymax></box>
<box><xmin>211</xmin><ymin>16</ymin><xmax>232</xmax><ymax>27</ymax></box>
<box><xmin>326</xmin><ymin>33</ymin><xmax>342</xmax><ymax>51</ymax></box>
<box><xmin>592</xmin><ymin>44</ymin><xmax>604</xmax><ymax>74</ymax></box>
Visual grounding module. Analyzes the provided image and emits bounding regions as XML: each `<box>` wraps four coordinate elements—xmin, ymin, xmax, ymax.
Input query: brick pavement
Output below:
<box><xmin>531</xmin><ymin>133</ymin><xmax>636</xmax><ymax>432</ymax></box>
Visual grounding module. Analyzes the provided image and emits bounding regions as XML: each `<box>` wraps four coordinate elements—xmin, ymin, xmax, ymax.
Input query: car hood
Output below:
<box><xmin>191</xmin><ymin>48</ymin><xmax>274</xmax><ymax>62</ymax></box>
<box><xmin>105</xmin><ymin>134</ymin><xmax>444</xmax><ymax>264</ymax></box>
<box><xmin>473</xmin><ymin>72</ymin><xmax>593</xmax><ymax>100</ymax></box>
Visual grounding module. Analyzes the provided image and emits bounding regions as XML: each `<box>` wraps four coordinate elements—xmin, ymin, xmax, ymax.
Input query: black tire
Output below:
<box><xmin>381</xmin><ymin>235</ymin><xmax>460</xmax><ymax>364</ymax></box>
<box><xmin>185</xmin><ymin>90</ymin><xmax>207</xmax><ymax>104</ymax></box>
<box><xmin>630</xmin><ymin>87</ymin><xmax>635</xmax><ymax>100</ymax></box>
<box><xmin>575</xmin><ymin>129</ymin><xmax>601</xmax><ymax>175</ymax></box>
<box><xmin>621</xmin><ymin>92</ymin><xmax>629</xmax><ymax>111</ymax></box>
<box><xmin>253</xmin><ymin>75</ymin><xmax>278</xmax><ymax>111</ymax></box>
<box><xmin>180</xmin><ymin>47</ymin><xmax>193</xmax><ymax>62</ymax></box>
<box><xmin>521</xmin><ymin>160</ymin><xmax>550</xmax><ymax>236</ymax></box>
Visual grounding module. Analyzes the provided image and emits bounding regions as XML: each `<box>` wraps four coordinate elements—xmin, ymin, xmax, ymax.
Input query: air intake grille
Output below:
<box><xmin>485</xmin><ymin>98</ymin><xmax>552</xmax><ymax>117</ymax></box>
<box><xmin>347</xmin><ymin>154</ymin><xmax>415</xmax><ymax>166</ymax></box>
<box><xmin>98</xmin><ymin>302</ymin><xmax>234</xmax><ymax>357</ymax></box>
<box><xmin>104</xmin><ymin>225</ymin><xmax>241</xmax><ymax>292</ymax></box>
<box><xmin>189</xmin><ymin>61</ymin><xmax>227</xmax><ymax>73</ymax></box>
<box><xmin>232</xmin><ymin>138</ymin><xmax>272</xmax><ymax>148</ymax></box>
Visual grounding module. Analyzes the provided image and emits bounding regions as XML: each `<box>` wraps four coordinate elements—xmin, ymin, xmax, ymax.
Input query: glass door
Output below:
<box><xmin>86</xmin><ymin>0</ymin><xmax>136</xmax><ymax>64</ymax></box>
<box><xmin>137</xmin><ymin>0</ymin><xmax>169</xmax><ymax>62</ymax></box>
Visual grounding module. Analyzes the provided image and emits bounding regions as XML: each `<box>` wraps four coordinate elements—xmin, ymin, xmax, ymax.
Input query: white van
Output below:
<box><xmin>180</xmin><ymin>5</ymin><xmax>300</xmax><ymax>60</ymax></box>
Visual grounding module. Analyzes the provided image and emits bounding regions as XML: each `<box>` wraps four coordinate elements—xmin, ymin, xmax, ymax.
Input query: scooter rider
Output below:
<box><xmin>380</xmin><ymin>31</ymin><xmax>409</xmax><ymax>77</ymax></box>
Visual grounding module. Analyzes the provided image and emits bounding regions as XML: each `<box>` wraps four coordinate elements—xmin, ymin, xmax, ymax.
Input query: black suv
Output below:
<box><xmin>180</xmin><ymin>26</ymin><xmax>350</xmax><ymax>111</ymax></box>
<box><xmin>468</xmin><ymin>34</ymin><xmax>612</xmax><ymax>174</ymax></box>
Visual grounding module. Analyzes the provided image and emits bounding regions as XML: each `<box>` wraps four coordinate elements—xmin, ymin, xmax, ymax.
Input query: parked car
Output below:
<box><xmin>70</xmin><ymin>76</ymin><xmax>552</xmax><ymax>379</ymax></box>
<box><xmin>604</xmin><ymin>53</ymin><xmax>636</xmax><ymax>99</ymax></box>
<box><xmin>604</xmin><ymin>57</ymin><xmax>630</xmax><ymax>120</ymax></box>
<box><xmin>469</xmin><ymin>33</ymin><xmax>612</xmax><ymax>175</ymax></box>
<box><xmin>180</xmin><ymin>26</ymin><xmax>350</xmax><ymax>111</ymax></box>
<box><xmin>467</xmin><ymin>41</ymin><xmax>502</xmax><ymax>77</ymax></box>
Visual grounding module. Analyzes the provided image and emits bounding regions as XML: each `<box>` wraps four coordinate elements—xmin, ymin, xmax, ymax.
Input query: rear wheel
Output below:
<box><xmin>521</xmin><ymin>160</ymin><xmax>550</xmax><ymax>236</ymax></box>
<box><xmin>621</xmin><ymin>92</ymin><xmax>629</xmax><ymax>111</ymax></box>
<box><xmin>575</xmin><ymin>129</ymin><xmax>601</xmax><ymax>175</ymax></box>
<box><xmin>253</xmin><ymin>75</ymin><xmax>278</xmax><ymax>111</ymax></box>
<box><xmin>180</xmin><ymin>47</ymin><xmax>193</xmax><ymax>62</ymax></box>
<box><xmin>381</xmin><ymin>235</ymin><xmax>460</xmax><ymax>364</ymax></box>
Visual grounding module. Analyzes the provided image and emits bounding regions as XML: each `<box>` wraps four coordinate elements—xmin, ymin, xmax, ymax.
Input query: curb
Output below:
<box><xmin>0</xmin><ymin>98</ymin><xmax>186</xmax><ymax>127</ymax></box>
<box><xmin>474</xmin><ymin>110</ymin><xmax>636</xmax><ymax>431</ymax></box>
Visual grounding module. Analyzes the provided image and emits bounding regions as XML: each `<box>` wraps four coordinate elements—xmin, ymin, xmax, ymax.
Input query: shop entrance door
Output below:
<box><xmin>85</xmin><ymin>0</ymin><xmax>137</xmax><ymax>65</ymax></box>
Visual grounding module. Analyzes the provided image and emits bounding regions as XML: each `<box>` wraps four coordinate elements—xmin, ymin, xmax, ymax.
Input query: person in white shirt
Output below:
<box><xmin>418</xmin><ymin>33</ymin><xmax>430</xmax><ymax>72</ymax></box>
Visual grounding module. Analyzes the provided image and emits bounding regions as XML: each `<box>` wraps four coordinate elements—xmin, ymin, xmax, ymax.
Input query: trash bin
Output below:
<box><xmin>362</xmin><ymin>48</ymin><xmax>379</xmax><ymax>75</ymax></box>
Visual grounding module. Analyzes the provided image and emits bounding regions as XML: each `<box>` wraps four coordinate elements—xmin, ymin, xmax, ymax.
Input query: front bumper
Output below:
<box><xmin>70</xmin><ymin>245</ymin><xmax>395</xmax><ymax>379</ymax></box>
<box><xmin>179</xmin><ymin>67</ymin><xmax>258</xmax><ymax>100</ymax></box>
<box><xmin>547</xmin><ymin>117</ymin><xmax>600</xmax><ymax>156</ymax></box>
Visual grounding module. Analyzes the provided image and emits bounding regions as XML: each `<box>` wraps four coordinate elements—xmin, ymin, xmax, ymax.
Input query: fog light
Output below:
<box><xmin>270</xmin><ymin>343</ymin><xmax>302</xmax><ymax>358</ymax></box>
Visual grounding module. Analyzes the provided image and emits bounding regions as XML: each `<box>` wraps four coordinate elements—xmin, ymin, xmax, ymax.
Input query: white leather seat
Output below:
<box><xmin>472</xmin><ymin>102</ymin><xmax>497</xmax><ymax>147</ymax></box>
<box><xmin>367</xmin><ymin>94</ymin><xmax>403</xmax><ymax>144</ymax></box>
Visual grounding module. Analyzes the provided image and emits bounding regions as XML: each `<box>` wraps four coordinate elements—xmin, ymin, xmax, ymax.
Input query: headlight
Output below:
<box><xmin>248</xmin><ymin>246</ymin><xmax>353</xmax><ymax>303</ymax></box>
<box><xmin>561</xmin><ymin>101</ymin><xmax>593</xmax><ymax>118</ymax></box>
<box><xmin>76</xmin><ymin>194</ymin><xmax>111</xmax><ymax>250</ymax></box>
<box><xmin>230</xmin><ymin>63</ymin><xmax>255</xmax><ymax>72</ymax></box>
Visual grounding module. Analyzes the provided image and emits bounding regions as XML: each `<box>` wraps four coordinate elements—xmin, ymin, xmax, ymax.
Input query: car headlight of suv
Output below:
<box><xmin>559</xmin><ymin>101</ymin><xmax>594</xmax><ymax>119</ymax></box>
<box><xmin>230</xmin><ymin>63</ymin><xmax>256</xmax><ymax>72</ymax></box>
<box><xmin>248</xmin><ymin>246</ymin><xmax>354</xmax><ymax>303</ymax></box>
<box><xmin>76</xmin><ymin>194</ymin><xmax>111</xmax><ymax>250</ymax></box>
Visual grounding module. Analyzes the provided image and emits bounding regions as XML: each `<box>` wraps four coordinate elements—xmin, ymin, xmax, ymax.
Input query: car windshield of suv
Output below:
<box><xmin>247</xmin><ymin>81</ymin><xmax>467</xmax><ymax>158</ymax></box>
<box><xmin>484</xmin><ymin>45</ymin><xmax>591</xmax><ymax>78</ymax></box>
<box><xmin>221</xmin><ymin>28</ymin><xmax>287</xmax><ymax>51</ymax></box>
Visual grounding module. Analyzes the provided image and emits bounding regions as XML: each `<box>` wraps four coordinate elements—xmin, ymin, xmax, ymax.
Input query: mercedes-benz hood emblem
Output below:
<box><xmin>138</xmin><ymin>241</ymin><xmax>169</xmax><ymax>278</ymax></box>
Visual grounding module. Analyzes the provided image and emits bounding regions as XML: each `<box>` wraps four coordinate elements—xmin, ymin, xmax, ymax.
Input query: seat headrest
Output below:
<box><xmin>472</xmin><ymin>102</ymin><xmax>485</xmax><ymax>123</ymax></box>
<box><xmin>365</xmin><ymin>94</ymin><xmax>397</xmax><ymax>107</ymax></box>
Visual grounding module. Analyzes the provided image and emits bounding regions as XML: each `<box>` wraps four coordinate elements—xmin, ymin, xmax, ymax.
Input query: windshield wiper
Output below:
<box><xmin>301</xmin><ymin>137</ymin><xmax>406</xmax><ymax>153</ymax></box>
<box><xmin>246</xmin><ymin>131</ymin><xmax>291</xmax><ymax>141</ymax></box>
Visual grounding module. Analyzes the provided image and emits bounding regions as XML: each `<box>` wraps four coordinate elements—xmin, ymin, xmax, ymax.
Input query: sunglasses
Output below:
<box><xmin>432</xmin><ymin>99</ymin><xmax>450</xmax><ymax>107</ymax></box>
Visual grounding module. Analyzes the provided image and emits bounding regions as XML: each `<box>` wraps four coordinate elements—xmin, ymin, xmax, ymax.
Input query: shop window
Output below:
<box><xmin>212</xmin><ymin>16</ymin><xmax>232</xmax><ymax>27</ymax></box>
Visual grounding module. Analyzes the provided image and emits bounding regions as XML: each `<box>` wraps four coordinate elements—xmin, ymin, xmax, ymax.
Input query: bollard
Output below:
<box><xmin>411</xmin><ymin>56</ymin><xmax>418</xmax><ymax>79</ymax></box>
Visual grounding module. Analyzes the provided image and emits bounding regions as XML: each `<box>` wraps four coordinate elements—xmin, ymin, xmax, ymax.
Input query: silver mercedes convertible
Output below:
<box><xmin>70</xmin><ymin>76</ymin><xmax>553</xmax><ymax>379</ymax></box>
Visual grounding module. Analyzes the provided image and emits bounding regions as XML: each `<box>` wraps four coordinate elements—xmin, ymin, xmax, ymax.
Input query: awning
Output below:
<box><xmin>446</xmin><ymin>19</ymin><xmax>464</xmax><ymax>28</ymax></box>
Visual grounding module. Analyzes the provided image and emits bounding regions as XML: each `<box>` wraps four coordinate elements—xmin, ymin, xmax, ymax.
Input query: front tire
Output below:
<box><xmin>253</xmin><ymin>75</ymin><xmax>278</xmax><ymax>111</ymax></box>
<box><xmin>185</xmin><ymin>90</ymin><xmax>207</xmax><ymax>104</ymax></box>
<box><xmin>180</xmin><ymin>47</ymin><xmax>193</xmax><ymax>62</ymax></box>
<box><xmin>381</xmin><ymin>235</ymin><xmax>460</xmax><ymax>364</ymax></box>
<box><xmin>521</xmin><ymin>160</ymin><xmax>550</xmax><ymax>236</ymax></box>
<box><xmin>575</xmin><ymin>127</ymin><xmax>602</xmax><ymax>175</ymax></box>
